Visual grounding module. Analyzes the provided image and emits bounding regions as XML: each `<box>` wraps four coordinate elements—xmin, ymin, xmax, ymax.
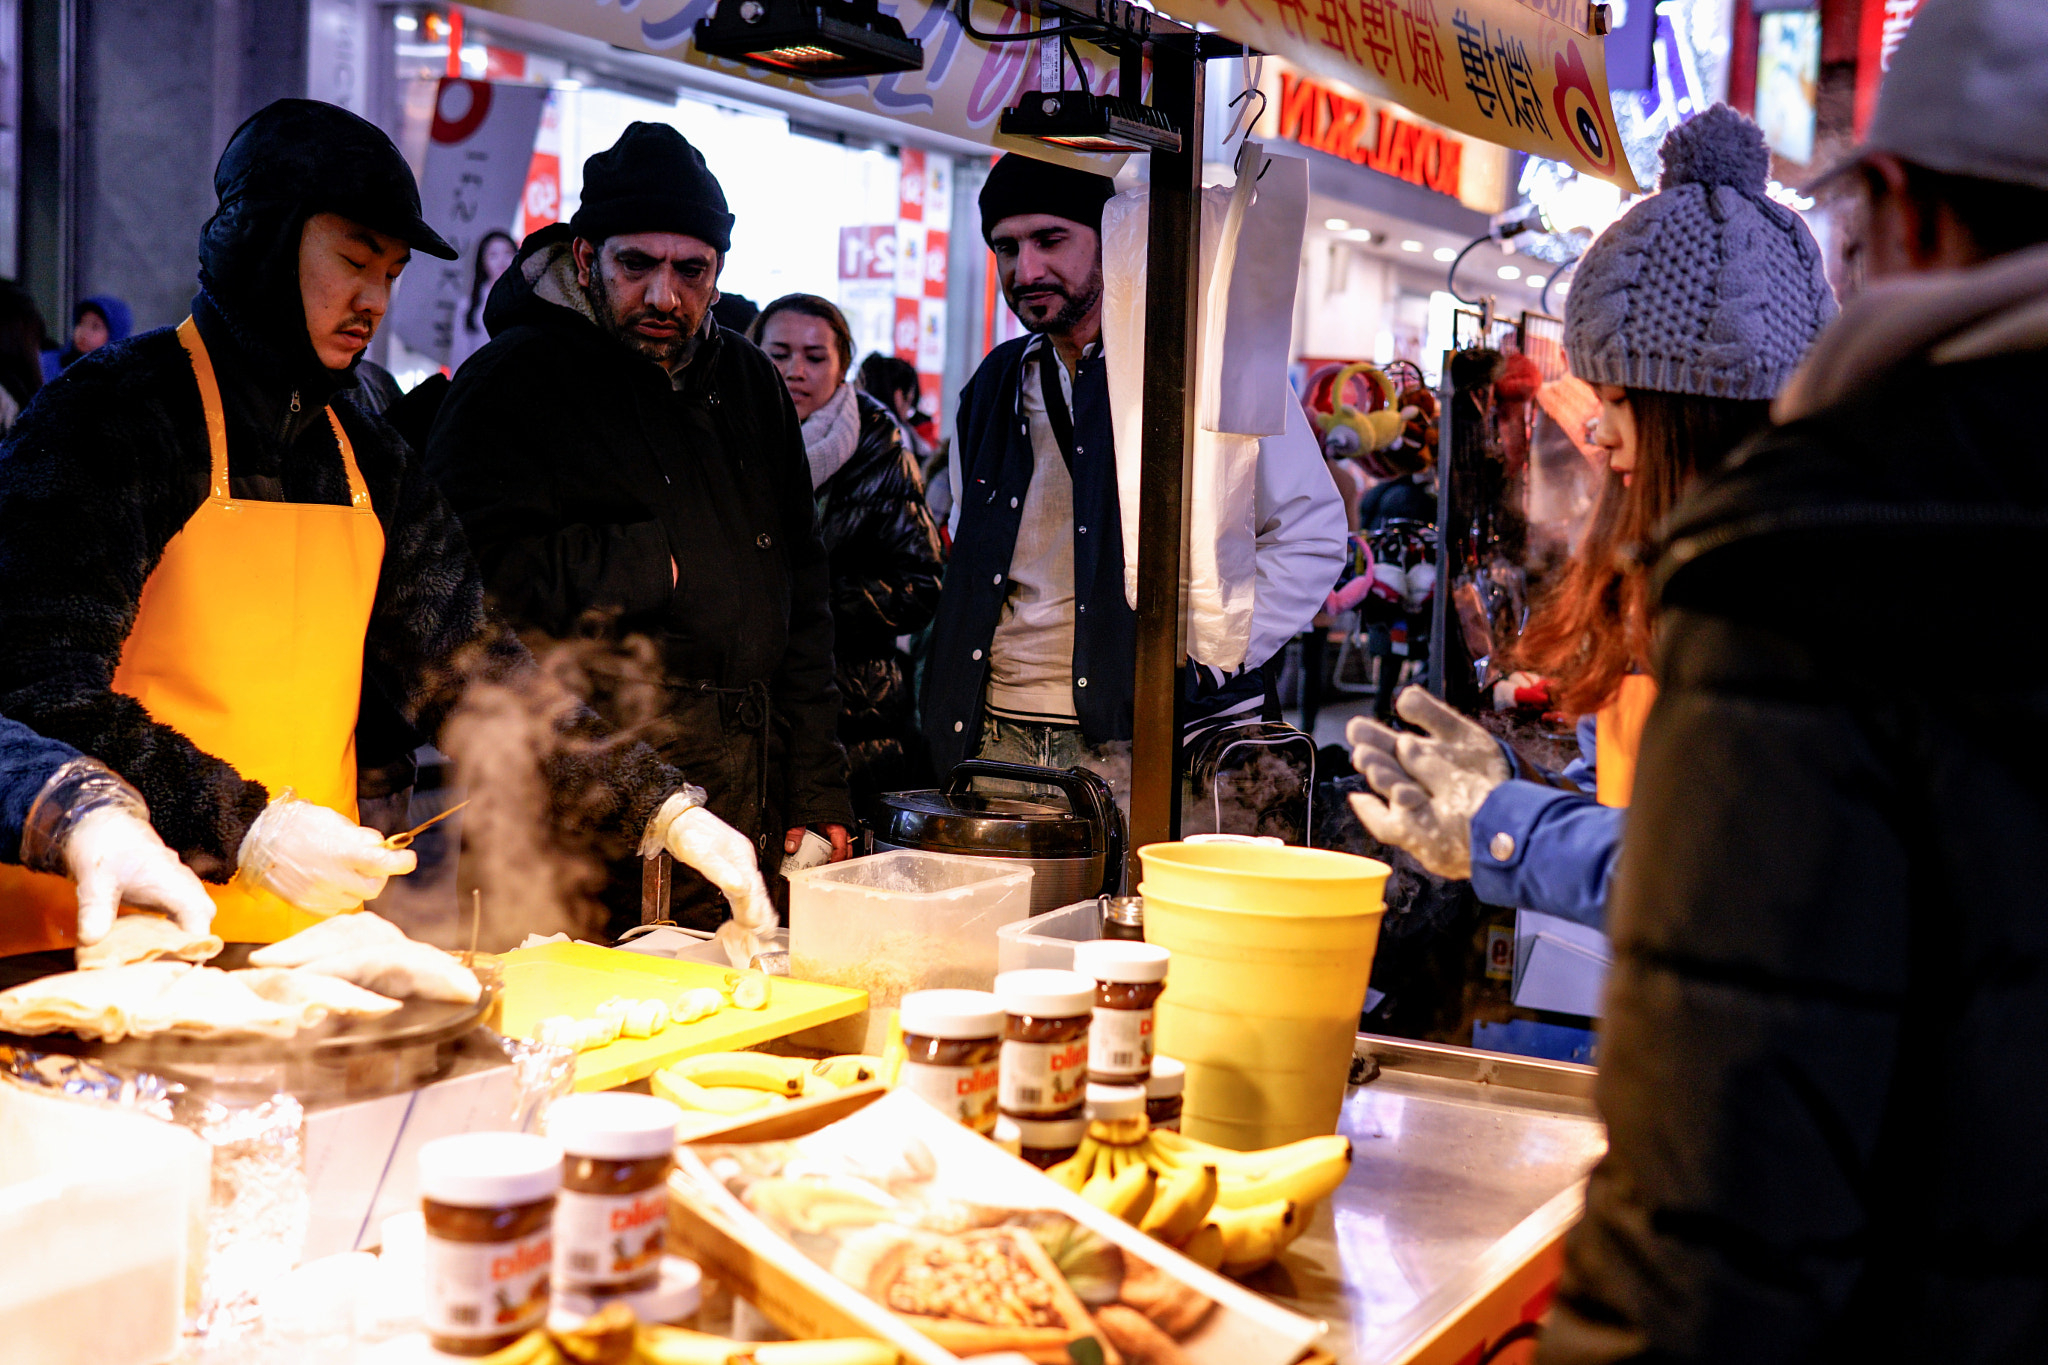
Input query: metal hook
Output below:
<box><xmin>1223</xmin><ymin>73</ymin><xmax>1267</xmax><ymax>145</ymax></box>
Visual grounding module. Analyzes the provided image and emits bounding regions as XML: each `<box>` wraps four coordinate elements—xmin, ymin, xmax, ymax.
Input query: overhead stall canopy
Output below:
<box><xmin>468</xmin><ymin>0</ymin><xmax>1634</xmax><ymax>187</ymax></box>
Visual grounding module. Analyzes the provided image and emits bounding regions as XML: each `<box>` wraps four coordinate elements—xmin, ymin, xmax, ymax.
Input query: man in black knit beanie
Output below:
<box><xmin>425</xmin><ymin>122</ymin><xmax>854</xmax><ymax>936</ymax></box>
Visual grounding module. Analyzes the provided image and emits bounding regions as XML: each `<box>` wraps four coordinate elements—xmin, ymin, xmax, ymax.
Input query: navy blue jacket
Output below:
<box><xmin>923</xmin><ymin>338</ymin><xmax>1134</xmax><ymax>774</ymax></box>
<box><xmin>0</xmin><ymin>715</ymin><xmax>78</xmax><ymax>864</ymax></box>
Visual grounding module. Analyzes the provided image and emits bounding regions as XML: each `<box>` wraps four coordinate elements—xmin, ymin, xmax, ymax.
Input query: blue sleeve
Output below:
<box><xmin>1469</xmin><ymin>778</ymin><xmax>1624</xmax><ymax>929</ymax></box>
<box><xmin>0</xmin><ymin>714</ymin><xmax>80</xmax><ymax>864</ymax></box>
<box><xmin>1560</xmin><ymin>715</ymin><xmax>1599</xmax><ymax>792</ymax></box>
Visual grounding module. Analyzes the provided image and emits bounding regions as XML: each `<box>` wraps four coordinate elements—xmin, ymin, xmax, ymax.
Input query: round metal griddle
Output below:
<box><xmin>0</xmin><ymin>942</ymin><xmax>495</xmax><ymax>1102</ymax></box>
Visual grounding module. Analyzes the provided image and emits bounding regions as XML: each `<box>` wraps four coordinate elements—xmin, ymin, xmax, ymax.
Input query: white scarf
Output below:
<box><xmin>801</xmin><ymin>383</ymin><xmax>861</xmax><ymax>491</ymax></box>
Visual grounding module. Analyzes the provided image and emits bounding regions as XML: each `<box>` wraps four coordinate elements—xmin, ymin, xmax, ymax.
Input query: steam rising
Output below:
<box><xmin>435</xmin><ymin>629</ymin><xmax>677</xmax><ymax>950</ymax></box>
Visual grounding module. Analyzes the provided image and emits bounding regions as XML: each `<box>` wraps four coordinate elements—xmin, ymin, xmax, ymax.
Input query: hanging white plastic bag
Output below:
<box><xmin>1201</xmin><ymin>142</ymin><xmax>1309</xmax><ymax>438</ymax></box>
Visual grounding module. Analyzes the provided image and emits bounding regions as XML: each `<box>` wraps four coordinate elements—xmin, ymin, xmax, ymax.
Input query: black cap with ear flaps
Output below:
<box><xmin>205</xmin><ymin>98</ymin><xmax>457</xmax><ymax>263</ymax></box>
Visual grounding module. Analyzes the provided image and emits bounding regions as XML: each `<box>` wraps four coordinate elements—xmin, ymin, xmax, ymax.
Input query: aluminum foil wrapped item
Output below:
<box><xmin>176</xmin><ymin>1091</ymin><xmax>309</xmax><ymax>1339</ymax></box>
<box><xmin>0</xmin><ymin>1044</ymin><xmax>180</xmax><ymax>1117</ymax></box>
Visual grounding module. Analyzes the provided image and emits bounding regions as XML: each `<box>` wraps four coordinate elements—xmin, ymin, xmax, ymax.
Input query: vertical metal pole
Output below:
<box><xmin>1428</xmin><ymin>354</ymin><xmax>1454</xmax><ymax>699</ymax></box>
<box><xmin>1128</xmin><ymin>41</ymin><xmax>1203</xmax><ymax>870</ymax></box>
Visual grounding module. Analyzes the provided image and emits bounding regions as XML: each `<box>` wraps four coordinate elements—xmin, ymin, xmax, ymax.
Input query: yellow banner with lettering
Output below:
<box><xmin>1187</xmin><ymin>0</ymin><xmax>1636</xmax><ymax>188</ymax></box>
<box><xmin>467</xmin><ymin>0</ymin><xmax>1633</xmax><ymax>187</ymax></box>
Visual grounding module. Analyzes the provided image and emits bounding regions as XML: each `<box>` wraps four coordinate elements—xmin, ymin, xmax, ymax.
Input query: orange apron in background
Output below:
<box><xmin>0</xmin><ymin>318</ymin><xmax>383</xmax><ymax>953</ymax></box>
<box><xmin>1594</xmin><ymin>674</ymin><xmax>1659</xmax><ymax>809</ymax></box>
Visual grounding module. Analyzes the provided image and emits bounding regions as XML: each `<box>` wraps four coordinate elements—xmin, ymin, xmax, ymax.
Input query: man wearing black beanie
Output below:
<box><xmin>426</xmin><ymin>121</ymin><xmax>855</xmax><ymax>935</ymax></box>
<box><xmin>922</xmin><ymin>153</ymin><xmax>1343</xmax><ymax>789</ymax></box>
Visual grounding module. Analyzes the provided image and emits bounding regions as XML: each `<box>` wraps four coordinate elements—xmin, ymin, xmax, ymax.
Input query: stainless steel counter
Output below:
<box><xmin>1234</xmin><ymin>1037</ymin><xmax>1607</xmax><ymax>1363</ymax></box>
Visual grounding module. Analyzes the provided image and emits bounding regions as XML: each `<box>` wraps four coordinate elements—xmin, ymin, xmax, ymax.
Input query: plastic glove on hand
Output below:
<box><xmin>236</xmin><ymin>795</ymin><xmax>417</xmax><ymax>915</ymax></box>
<box><xmin>64</xmin><ymin>807</ymin><xmax>217</xmax><ymax>946</ymax></box>
<box><xmin>1345</xmin><ymin>686</ymin><xmax>1509</xmax><ymax>879</ymax></box>
<box><xmin>664</xmin><ymin>805</ymin><xmax>775</xmax><ymax>931</ymax></box>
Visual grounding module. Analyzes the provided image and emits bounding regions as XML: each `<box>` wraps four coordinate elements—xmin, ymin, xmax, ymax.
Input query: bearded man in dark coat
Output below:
<box><xmin>425</xmin><ymin>123</ymin><xmax>853</xmax><ymax>933</ymax></box>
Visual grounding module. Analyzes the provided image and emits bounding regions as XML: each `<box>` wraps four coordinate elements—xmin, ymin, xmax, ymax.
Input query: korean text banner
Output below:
<box><xmin>471</xmin><ymin>0</ymin><xmax>1629</xmax><ymax>187</ymax></box>
<box><xmin>465</xmin><ymin>0</ymin><xmax>1127</xmax><ymax>173</ymax></box>
<box><xmin>1194</xmin><ymin>0</ymin><xmax>1635</xmax><ymax>188</ymax></box>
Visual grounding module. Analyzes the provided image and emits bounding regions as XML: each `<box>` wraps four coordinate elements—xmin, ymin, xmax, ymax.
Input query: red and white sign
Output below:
<box><xmin>1855</xmin><ymin>0</ymin><xmax>1924</xmax><ymax>140</ymax></box>
<box><xmin>1268</xmin><ymin>66</ymin><xmax>1467</xmax><ymax>201</ymax></box>
<box><xmin>391</xmin><ymin>78</ymin><xmax>548</xmax><ymax>365</ymax></box>
<box><xmin>518</xmin><ymin>91</ymin><xmax>563</xmax><ymax>240</ymax></box>
<box><xmin>837</xmin><ymin>225</ymin><xmax>899</xmax><ymax>282</ymax></box>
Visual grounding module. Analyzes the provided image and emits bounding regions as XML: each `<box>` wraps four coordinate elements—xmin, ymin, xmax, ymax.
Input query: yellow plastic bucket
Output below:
<box><xmin>1138</xmin><ymin>841</ymin><xmax>1389</xmax><ymax>1150</ymax></box>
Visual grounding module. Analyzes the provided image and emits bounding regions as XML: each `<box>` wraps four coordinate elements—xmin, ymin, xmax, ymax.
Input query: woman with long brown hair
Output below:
<box><xmin>1346</xmin><ymin>106</ymin><xmax>1837</xmax><ymax>927</ymax></box>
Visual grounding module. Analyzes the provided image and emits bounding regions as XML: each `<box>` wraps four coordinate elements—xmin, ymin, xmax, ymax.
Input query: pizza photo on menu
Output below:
<box><xmin>680</xmin><ymin>1091</ymin><xmax>1321</xmax><ymax>1365</ymax></box>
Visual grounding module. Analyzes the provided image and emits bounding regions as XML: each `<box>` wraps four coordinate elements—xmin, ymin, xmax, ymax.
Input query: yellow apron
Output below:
<box><xmin>0</xmin><ymin>317</ymin><xmax>384</xmax><ymax>952</ymax></box>
<box><xmin>1594</xmin><ymin>674</ymin><xmax>1658</xmax><ymax>809</ymax></box>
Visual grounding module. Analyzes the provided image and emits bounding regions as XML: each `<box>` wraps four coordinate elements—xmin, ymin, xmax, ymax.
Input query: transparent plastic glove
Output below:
<box><xmin>235</xmin><ymin>792</ymin><xmax>416</xmax><ymax>915</ymax></box>
<box><xmin>19</xmin><ymin>757</ymin><xmax>216</xmax><ymax>945</ymax></box>
<box><xmin>1346</xmin><ymin>686</ymin><xmax>1509</xmax><ymax>879</ymax></box>
<box><xmin>643</xmin><ymin>789</ymin><xmax>775</xmax><ymax>961</ymax></box>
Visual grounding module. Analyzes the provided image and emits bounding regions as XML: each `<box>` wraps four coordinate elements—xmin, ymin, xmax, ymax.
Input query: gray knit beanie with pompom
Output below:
<box><xmin>1563</xmin><ymin>104</ymin><xmax>1836</xmax><ymax>400</ymax></box>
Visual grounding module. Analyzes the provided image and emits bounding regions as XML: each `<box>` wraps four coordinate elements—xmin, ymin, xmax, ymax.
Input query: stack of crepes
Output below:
<box><xmin>0</xmin><ymin>911</ymin><xmax>480</xmax><ymax>1043</ymax></box>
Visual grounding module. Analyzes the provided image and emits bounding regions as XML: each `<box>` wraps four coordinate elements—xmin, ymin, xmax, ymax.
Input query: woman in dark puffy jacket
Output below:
<box><xmin>752</xmin><ymin>295</ymin><xmax>945</xmax><ymax>818</ymax></box>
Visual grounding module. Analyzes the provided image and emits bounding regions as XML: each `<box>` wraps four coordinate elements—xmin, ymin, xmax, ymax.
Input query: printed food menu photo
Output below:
<box><xmin>676</xmin><ymin>1092</ymin><xmax>1323</xmax><ymax>1365</ymax></box>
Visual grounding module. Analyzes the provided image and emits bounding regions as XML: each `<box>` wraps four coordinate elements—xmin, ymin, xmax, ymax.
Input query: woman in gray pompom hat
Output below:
<box><xmin>1346</xmin><ymin>105</ymin><xmax>1836</xmax><ymax>932</ymax></box>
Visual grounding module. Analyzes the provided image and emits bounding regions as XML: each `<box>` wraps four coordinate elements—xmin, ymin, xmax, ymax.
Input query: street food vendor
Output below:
<box><xmin>923</xmin><ymin>155</ymin><xmax>1345</xmax><ymax>782</ymax></box>
<box><xmin>1345</xmin><ymin>107</ymin><xmax>1835</xmax><ymax>930</ymax></box>
<box><xmin>0</xmin><ymin>715</ymin><xmax>213</xmax><ymax>944</ymax></box>
<box><xmin>0</xmin><ymin>99</ymin><xmax>771</xmax><ymax>953</ymax></box>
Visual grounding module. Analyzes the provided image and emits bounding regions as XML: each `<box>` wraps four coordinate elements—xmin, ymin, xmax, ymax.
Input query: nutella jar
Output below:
<box><xmin>1146</xmin><ymin>1057</ymin><xmax>1186</xmax><ymax>1132</ymax></box>
<box><xmin>546</xmin><ymin>1092</ymin><xmax>678</xmax><ymax>1298</ymax></box>
<box><xmin>898</xmin><ymin>990</ymin><xmax>1003</xmax><ymax>1134</ymax></box>
<box><xmin>1085</xmin><ymin>1082</ymin><xmax>1150</xmax><ymax>1145</ymax></box>
<box><xmin>996</xmin><ymin>1113</ymin><xmax>1088</xmax><ymax>1169</ymax></box>
<box><xmin>419</xmin><ymin>1132</ymin><xmax>562</xmax><ymax>1356</ymax></box>
<box><xmin>1072</xmin><ymin>940</ymin><xmax>1170</xmax><ymax>1085</ymax></box>
<box><xmin>994</xmin><ymin>969</ymin><xmax>1094</xmax><ymax>1120</ymax></box>
<box><xmin>1099</xmin><ymin>895</ymin><xmax>1145</xmax><ymax>941</ymax></box>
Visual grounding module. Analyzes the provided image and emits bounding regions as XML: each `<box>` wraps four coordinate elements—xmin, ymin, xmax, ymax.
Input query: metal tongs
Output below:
<box><xmin>380</xmin><ymin>799</ymin><xmax>469</xmax><ymax>851</ymax></box>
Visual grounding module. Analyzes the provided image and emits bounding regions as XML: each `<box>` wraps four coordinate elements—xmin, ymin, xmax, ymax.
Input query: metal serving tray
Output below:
<box><xmin>1237</xmin><ymin>1035</ymin><xmax>1607</xmax><ymax>1364</ymax></box>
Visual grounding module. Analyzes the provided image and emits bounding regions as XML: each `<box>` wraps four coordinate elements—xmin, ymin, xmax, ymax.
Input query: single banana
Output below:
<box><xmin>1208</xmin><ymin>1197</ymin><xmax>1296</xmax><ymax>1274</ymax></box>
<box><xmin>474</xmin><ymin>1329</ymin><xmax>565</xmax><ymax>1365</ymax></box>
<box><xmin>667</xmin><ymin>1051</ymin><xmax>805</xmax><ymax>1095</ymax></box>
<box><xmin>650</xmin><ymin>1070</ymin><xmax>779</xmax><ymax>1115</ymax></box>
<box><xmin>1176</xmin><ymin>1221</ymin><xmax>1226</xmax><ymax>1272</ymax></box>
<box><xmin>1210</xmin><ymin>1139</ymin><xmax>1353</xmax><ymax>1211</ymax></box>
<box><xmin>811</xmin><ymin>1054</ymin><xmax>884</xmax><ymax>1087</ymax></box>
<box><xmin>1044</xmin><ymin>1148</ymin><xmax>1091</xmax><ymax>1192</ymax></box>
<box><xmin>1139</xmin><ymin>1162</ymin><xmax>1218</xmax><ymax>1244</ymax></box>
<box><xmin>1086</xmin><ymin>1158</ymin><xmax>1154</xmax><ymax>1223</ymax></box>
<box><xmin>751</xmin><ymin>1340</ymin><xmax>901</xmax><ymax>1365</ymax></box>
<box><xmin>635</xmin><ymin>1324</ymin><xmax>744</xmax><ymax>1365</ymax></box>
<box><xmin>1149</xmin><ymin>1129</ymin><xmax>1352</xmax><ymax>1186</ymax></box>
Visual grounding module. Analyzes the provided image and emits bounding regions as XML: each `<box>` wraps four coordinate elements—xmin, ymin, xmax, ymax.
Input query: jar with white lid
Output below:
<box><xmin>994</xmin><ymin>969</ymin><xmax>1095</xmax><ymax>1120</ymax></box>
<box><xmin>898</xmin><ymin>989</ymin><xmax>1003</xmax><ymax>1134</ymax></box>
<box><xmin>1146</xmin><ymin>1056</ymin><xmax>1185</xmax><ymax>1131</ymax></box>
<box><xmin>1084</xmin><ymin>1081</ymin><xmax>1150</xmax><ymax>1145</ymax></box>
<box><xmin>996</xmin><ymin>1113</ymin><xmax>1088</xmax><ymax>1168</ymax></box>
<box><xmin>1072</xmin><ymin>940</ymin><xmax>1170</xmax><ymax>1085</ymax></box>
<box><xmin>551</xmin><ymin>1255</ymin><xmax>703</xmax><ymax>1332</ymax></box>
<box><xmin>419</xmin><ymin>1132</ymin><xmax>563</xmax><ymax>1356</ymax></box>
<box><xmin>546</xmin><ymin>1092</ymin><xmax>679</xmax><ymax>1298</ymax></box>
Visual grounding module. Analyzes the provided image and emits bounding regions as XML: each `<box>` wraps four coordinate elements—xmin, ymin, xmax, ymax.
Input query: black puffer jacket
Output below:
<box><xmin>814</xmin><ymin>392</ymin><xmax>944</xmax><ymax>814</ymax></box>
<box><xmin>0</xmin><ymin>118</ymin><xmax>683</xmax><ymax>884</ymax></box>
<box><xmin>425</xmin><ymin>226</ymin><xmax>852</xmax><ymax>928</ymax></box>
<box><xmin>1540</xmin><ymin>300</ymin><xmax>2048</xmax><ymax>1359</ymax></box>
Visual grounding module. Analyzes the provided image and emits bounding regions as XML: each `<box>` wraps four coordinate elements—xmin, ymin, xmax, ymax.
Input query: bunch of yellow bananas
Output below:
<box><xmin>1043</xmin><ymin>1127</ymin><xmax>1351</xmax><ymax>1278</ymax></box>
<box><xmin>649</xmin><ymin>1052</ymin><xmax>883</xmax><ymax>1130</ymax></box>
<box><xmin>478</xmin><ymin>1301</ymin><xmax>898</xmax><ymax>1365</ymax></box>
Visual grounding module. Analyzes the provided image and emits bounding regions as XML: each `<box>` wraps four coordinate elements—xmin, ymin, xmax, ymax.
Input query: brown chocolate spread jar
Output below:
<box><xmin>546</xmin><ymin>1093</ymin><xmax>679</xmax><ymax>1297</ymax></box>
<box><xmin>1146</xmin><ymin>1056</ymin><xmax>1186</xmax><ymax>1132</ymax></box>
<box><xmin>996</xmin><ymin>1113</ymin><xmax>1089</xmax><ymax>1168</ymax></box>
<box><xmin>1072</xmin><ymin>940</ymin><xmax>1171</xmax><ymax>1084</ymax></box>
<box><xmin>418</xmin><ymin>1133</ymin><xmax>562</xmax><ymax>1356</ymax></box>
<box><xmin>994</xmin><ymin>969</ymin><xmax>1095</xmax><ymax>1120</ymax></box>
<box><xmin>898</xmin><ymin>989</ymin><xmax>1004</xmax><ymax>1133</ymax></box>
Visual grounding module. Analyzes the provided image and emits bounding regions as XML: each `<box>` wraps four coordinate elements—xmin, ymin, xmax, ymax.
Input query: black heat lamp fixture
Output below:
<box><xmin>695</xmin><ymin>0</ymin><xmax>924</xmax><ymax>78</ymax></box>
<box><xmin>999</xmin><ymin>87</ymin><xmax>1182</xmax><ymax>154</ymax></box>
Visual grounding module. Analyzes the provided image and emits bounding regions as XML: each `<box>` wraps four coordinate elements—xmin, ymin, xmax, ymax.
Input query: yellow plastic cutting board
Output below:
<box><xmin>499</xmin><ymin>942</ymin><xmax>868</xmax><ymax>1092</ymax></box>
